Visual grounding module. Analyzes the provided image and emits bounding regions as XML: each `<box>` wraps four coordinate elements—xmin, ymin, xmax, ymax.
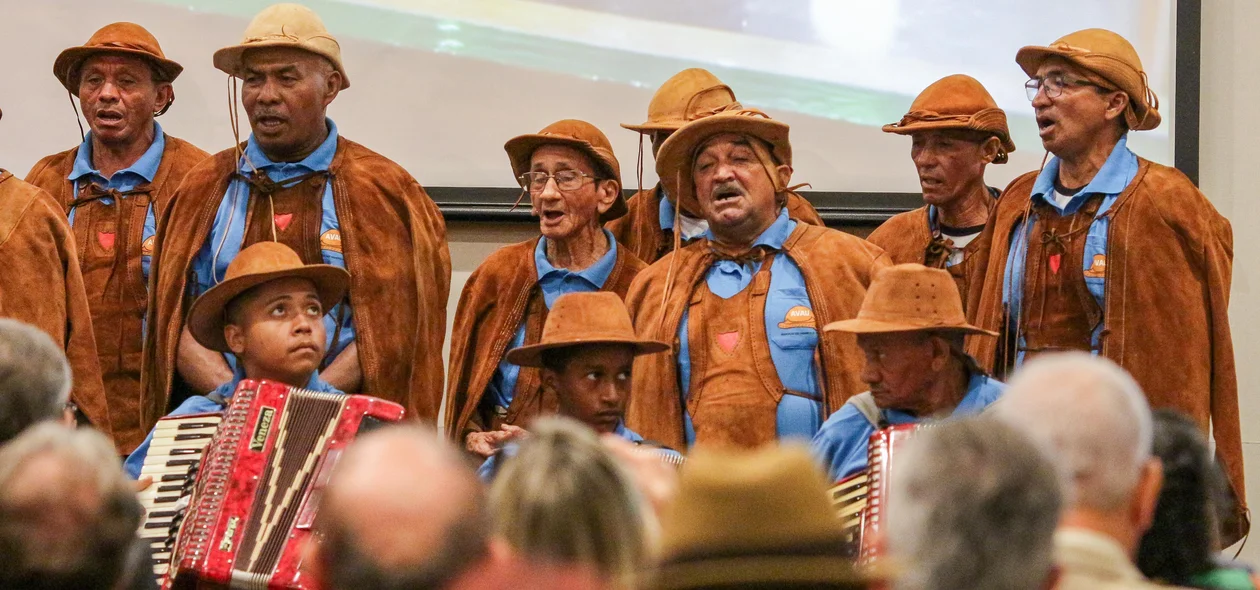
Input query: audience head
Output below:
<box><xmin>651</xmin><ymin>444</ymin><xmax>869</xmax><ymax>589</ymax></box>
<box><xmin>0</xmin><ymin>423</ymin><xmax>144</xmax><ymax>589</ymax></box>
<box><xmin>0</xmin><ymin>319</ymin><xmax>74</xmax><ymax>444</ymax></box>
<box><xmin>490</xmin><ymin>417</ymin><xmax>650</xmax><ymax>588</ymax></box>
<box><xmin>888</xmin><ymin>418</ymin><xmax>1062</xmax><ymax>590</ymax></box>
<box><xmin>312</xmin><ymin>424</ymin><xmax>491</xmax><ymax>590</ymax></box>
<box><xmin>993</xmin><ymin>352</ymin><xmax>1161</xmax><ymax>552</ymax></box>
<box><xmin>505</xmin><ymin>119</ymin><xmax>626</xmax><ymax>237</ymax></box>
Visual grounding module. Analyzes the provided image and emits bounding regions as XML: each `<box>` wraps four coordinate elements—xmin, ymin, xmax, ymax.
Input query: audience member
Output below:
<box><xmin>0</xmin><ymin>318</ymin><xmax>75</xmax><ymax>445</ymax></box>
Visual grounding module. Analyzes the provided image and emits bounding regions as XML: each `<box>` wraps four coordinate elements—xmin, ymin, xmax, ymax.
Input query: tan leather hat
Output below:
<box><xmin>504</xmin><ymin>119</ymin><xmax>627</xmax><ymax>222</ymax></box>
<box><xmin>1016</xmin><ymin>28</ymin><xmax>1160</xmax><ymax>131</ymax></box>
<box><xmin>824</xmin><ymin>264</ymin><xmax>996</xmax><ymax>336</ymax></box>
<box><xmin>54</xmin><ymin>22</ymin><xmax>183</xmax><ymax>93</ymax></box>
<box><xmin>187</xmin><ymin>242</ymin><xmax>350</xmax><ymax>352</ymax></box>
<box><xmin>505</xmin><ymin>292</ymin><xmax>668</xmax><ymax>367</ymax></box>
<box><xmin>648</xmin><ymin>445</ymin><xmax>873</xmax><ymax>589</ymax></box>
<box><xmin>213</xmin><ymin>3</ymin><xmax>349</xmax><ymax>89</ymax></box>
<box><xmin>622</xmin><ymin>68</ymin><xmax>742</xmax><ymax>133</ymax></box>
<box><xmin>882</xmin><ymin>74</ymin><xmax>1015</xmax><ymax>164</ymax></box>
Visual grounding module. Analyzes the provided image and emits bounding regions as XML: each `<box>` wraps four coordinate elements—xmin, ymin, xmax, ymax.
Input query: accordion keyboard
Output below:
<box><xmin>136</xmin><ymin>414</ymin><xmax>222</xmax><ymax>579</ymax></box>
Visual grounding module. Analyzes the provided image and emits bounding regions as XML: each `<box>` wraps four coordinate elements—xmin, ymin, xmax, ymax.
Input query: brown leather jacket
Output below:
<box><xmin>965</xmin><ymin>158</ymin><xmax>1247</xmax><ymax>543</ymax></box>
<box><xmin>867</xmin><ymin>200</ymin><xmax>992</xmax><ymax>306</ymax></box>
<box><xmin>0</xmin><ymin>171</ymin><xmax>109</xmax><ymax>445</ymax></box>
<box><xmin>607</xmin><ymin>184</ymin><xmax>826</xmax><ymax>263</ymax></box>
<box><xmin>444</xmin><ymin>237</ymin><xmax>646</xmax><ymax>441</ymax></box>
<box><xmin>141</xmin><ymin>138</ymin><xmax>451</xmax><ymax>429</ymax></box>
<box><xmin>625</xmin><ymin>222</ymin><xmax>890</xmax><ymax>449</ymax></box>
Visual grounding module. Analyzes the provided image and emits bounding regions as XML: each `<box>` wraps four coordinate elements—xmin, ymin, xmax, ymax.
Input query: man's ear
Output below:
<box><xmin>595</xmin><ymin>180</ymin><xmax>620</xmax><ymax>216</ymax></box>
<box><xmin>541</xmin><ymin>368</ymin><xmax>559</xmax><ymax>397</ymax></box>
<box><xmin>1133</xmin><ymin>457</ymin><xmax>1165</xmax><ymax>534</ymax></box>
<box><xmin>322</xmin><ymin>69</ymin><xmax>343</xmax><ymax>107</ymax></box>
<box><xmin>1105</xmin><ymin>91</ymin><xmax>1130</xmax><ymax>123</ymax></box>
<box><xmin>224</xmin><ymin>324</ymin><xmax>247</xmax><ymax>356</ymax></box>
<box><xmin>775</xmin><ymin>164</ymin><xmax>793</xmax><ymax>189</ymax></box>
<box><xmin>929</xmin><ymin>336</ymin><xmax>951</xmax><ymax>372</ymax></box>
<box><xmin>980</xmin><ymin>136</ymin><xmax>1002</xmax><ymax>164</ymax></box>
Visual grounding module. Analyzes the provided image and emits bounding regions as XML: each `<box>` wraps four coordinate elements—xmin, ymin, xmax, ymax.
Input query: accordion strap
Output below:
<box><xmin>848</xmin><ymin>392</ymin><xmax>889</xmax><ymax>429</ymax></box>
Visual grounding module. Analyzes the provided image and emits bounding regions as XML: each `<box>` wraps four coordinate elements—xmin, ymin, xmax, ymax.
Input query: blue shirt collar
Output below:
<box><xmin>1031</xmin><ymin>135</ymin><xmax>1136</xmax><ymax>209</ymax></box>
<box><xmin>657</xmin><ymin>186</ymin><xmax>676</xmax><ymax>230</ymax></box>
<box><xmin>69</xmin><ymin>122</ymin><xmax>166</xmax><ymax>183</ymax></box>
<box><xmin>534</xmin><ymin>228</ymin><xmax>619</xmax><ymax>289</ymax></box>
<box><xmin>240</xmin><ymin>118</ymin><xmax>339</xmax><ymax>174</ymax></box>
<box><xmin>210</xmin><ymin>365</ymin><xmax>341</xmax><ymax>400</ymax></box>
<box><xmin>885</xmin><ymin>371</ymin><xmax>992</xmax><ymax>423</ymax></box>
<box><xmin>702</xmin><ymin>207</ymin><xmax>794</xmax><ymax>249</ymax></box>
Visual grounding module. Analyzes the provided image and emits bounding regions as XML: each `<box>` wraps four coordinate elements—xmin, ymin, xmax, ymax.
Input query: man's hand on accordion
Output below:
<box><xmin>465</xmin><ymin>424</ymin><xmax>528</xmax><ymax>459</ymax></box>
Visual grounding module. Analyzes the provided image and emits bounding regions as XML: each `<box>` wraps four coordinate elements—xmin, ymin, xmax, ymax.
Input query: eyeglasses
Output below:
<box><xmin>518</xmin><ymin>170</ymin><xmax>597</xmax><ymax>194</ymax></box>
<box><xmin>1025</xmin><ymin>74</ymin><xmax>1100</xmax><ymax>101</ymax></box>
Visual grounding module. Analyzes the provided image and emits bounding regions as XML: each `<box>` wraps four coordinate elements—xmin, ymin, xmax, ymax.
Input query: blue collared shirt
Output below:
<box><xmin>68</xmin><ymin>122</ymin><xmax>165</xmax><ymax>282</ymax></box>
<box><xmin>189</xmin><ymin>119</ymin><xmax>354</xmax><ymax>377</ymax></box>
<box><xmin>676</xmin><ymin>209</ymin><xmax>821</xmax><ymax>446</ymax></box>
<box><xmin>124</xmin><ymin>367</ymin><xmax>343</xmax><ymax>478</ymax></box>
<box><xmin>1002</xmin><ymin>136</ymin><xmax>1139</xmax><ymax>364</ymax></box>
<box><xmin>483</xmin><ymin>230</ymin><xmax>620</xmax><ymax>413</ymax></box>
<box><xmin>810</xmin><ymin>372</ymin><xmax>1006</xmax><ymax>483</ymax></box>
<box><xmin>476</xmin><ymin>421</ymin><xmax>683</xmax><ymax>481</ymax></box>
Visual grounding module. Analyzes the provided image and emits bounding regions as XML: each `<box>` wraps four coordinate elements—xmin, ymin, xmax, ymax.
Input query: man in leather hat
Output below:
<box><xmin>610</xmin><ymin>68</ymin><xmax>822</xmax><ymax>263</ymax></box>
<box><xmin>26</xmin><ymin>22</ymin><xmax>209</xmax><ymax>453</ymax></box>
<box><xmin>626</xmin><ymin>108</ymin><xmax>889</xmax><ymax>451</ymax></box>
<box><xmin>811</xmin><ymin>264</ymin><xmax>1005</xmax><ymax>484</ymax></box>
<box><xmin>446</xmin><ymin>120</ymin><xmax>645</xmax><ymax>457</ymax></box>
<box><xmin>142</xmin><ymin>4</ymin><xmax>450</xmax><ymax>430</ymax></box>
<box><xmin>965</xmin><ymin>28</ymin><xmax>1245</xmax><ymax>543</ymax></box>
<box><xmin>870</xmin><ymin>74</ymin><xmax>1014</xmax><ymax>304</ymax></box>
<box><xmin>0</xmin><ymin>107</ymin><xmax>109</xmax><ymax>448</ymax></box>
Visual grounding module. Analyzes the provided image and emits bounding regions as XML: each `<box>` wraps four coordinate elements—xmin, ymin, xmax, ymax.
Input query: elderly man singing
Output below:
<box><xmin>966</xmin><ymin>28</ymin><xmax>1245</xmax><ymax>543</ymax></box>
<box><xmin>810</xmin><ymin>264</ymin><xmax>1005</xmax><ymax>483</ymax></box>
<box><xmin>626</xmin><ymin>109</ymin><xmax>888</xmax><ymax>451</ymax></box>
<box><xmin>142</xmin><ymin>3</ymin><xmax>450</xmax><ymax>429</ymax></box>
<box><xmin>445</xmin><ymin>120</ymin><xmax>646</xmax><ymax>457</ymax></box>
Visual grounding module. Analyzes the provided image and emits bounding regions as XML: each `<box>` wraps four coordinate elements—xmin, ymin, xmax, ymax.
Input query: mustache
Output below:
<box><xmin>709</xmin><ymin>180</ymin><xmax>746</xmax><ymax>200</ymax></box>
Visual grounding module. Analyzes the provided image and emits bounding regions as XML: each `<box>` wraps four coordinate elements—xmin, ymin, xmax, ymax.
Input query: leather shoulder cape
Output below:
<box><xmin>625</xmin><ymin>222</ymin><xmax>890</xmax><ymax>449</ymax></box>
<box><xmin>866</xmin><ymin>206</ymin><xmax>932</xmax><ymax>264</ymax></box>
<box><xmin>443</xmin><ymin>237</ymin><xmax>646</xmax><ymax>440</ymax></box>
<box><xmin>964</xmin><ymin>158</ymin><xmax>1247</xmax><ymax>543</ymax></box>
<box><xmin>0</xmin><ymin>171</ymin><xmax>109</xmax><ymax>444</ymax></box>
<box><xmin>140</xmin><ymin>138</ymin><xmax>451</xmax><ymax>427</ymax></box>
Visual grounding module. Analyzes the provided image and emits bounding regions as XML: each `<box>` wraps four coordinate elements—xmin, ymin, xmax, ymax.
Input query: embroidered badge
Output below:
<box><xmin>777</xmin><ymin>305</ymin><xmax>816</xmax><ymax>329</ymax></box>
<box><xmin>320</xmin><ymin>229</ymin><xmax>342</xmax><ymax>253</ymax></box>
<box><xmin>1048</xmin><ymin>253</ymin><xmax>1062</xmax><ymax>275</ymax></box>
<box><xmin>716</xmin><ymin>331</ymin><xmax>740</xmax><ymax>355</ymax></box>
<box><xmin>273</xmin><ymin>213</ymin><xmax>294</xmax><ymax>232</ymax></box>
<box><xmin>141</xmin><ymin>236</ymin><xmax>155</xmax><ymax>256</ymax></box>
<box><xmin>1083</xmin><ymin>254</ymin><xmax>1106</xmax><ymax>279</ymax></box>
<box><xmin>97</xmin><ymin>232</ymin><xmax>115</xmax><ymax>250</ymax></box>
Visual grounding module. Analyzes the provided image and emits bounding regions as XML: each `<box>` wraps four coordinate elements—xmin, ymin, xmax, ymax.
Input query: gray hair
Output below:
<box><xmin>888</xmin><ymin>418</ymin><xmax>1062</xmax><ymax>590</ymax></box>
<box><xmin>0</xmin><ymin>423</ymin><xmax>143</xmax><ymax>589</ymax></box>
<box><xmin>0</xmin><ymin>319</ymin><xmax>72</xmax><ymax>444</ymax></box>
<box><xmin>992</xmin><ymin>352</ymin><xmax>1153</xmax><ymax>511</ymax></box>
<box><xmin>490</xmin><ymin>417</ymin><xmax>650</xmax><ymax>587</ymax></box>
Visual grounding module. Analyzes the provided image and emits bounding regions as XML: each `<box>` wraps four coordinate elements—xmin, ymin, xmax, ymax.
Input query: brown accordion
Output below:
<box><xmin>829</xmin><ymin>424</ymin><xmax>920</xmax><ymax>563</ymax></box>
<box><xmin>155</xmin><ymin>379</ymin><xmax>404</xmax><ymax>589</ymax></box>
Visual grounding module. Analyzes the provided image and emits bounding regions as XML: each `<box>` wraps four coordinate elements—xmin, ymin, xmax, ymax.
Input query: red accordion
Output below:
<box><xmin>163</xmin><ymin>380</ymin><xmax>405</xmax><ymax>589</ymax></box>
<box><xmin>829</xmin><ymin>424</ymin><xmax>920</xmax><ymax>564</ymax></box>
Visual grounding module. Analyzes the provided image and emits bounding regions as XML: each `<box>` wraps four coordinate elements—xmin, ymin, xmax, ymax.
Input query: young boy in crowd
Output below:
<box><xmin>478</xmin><ymin>291</ymin><xmax>678</xmax><ymax>479</ymax></box>
<box><xmin>124</xmin><ymin>242</ymin><xmax>349</xmax><ymax>478</ymax></box>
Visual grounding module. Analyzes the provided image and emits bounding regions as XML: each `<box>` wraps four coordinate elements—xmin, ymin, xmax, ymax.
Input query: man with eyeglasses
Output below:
<box><xmin>445</xmin><ymin>119</ymin><xmax>646</xmax><ymax>458</ymax></box>
<box><xmin>965</xmin><ymin>28</ymin><xmax>1245</xmax><ymax>545</ymax></box>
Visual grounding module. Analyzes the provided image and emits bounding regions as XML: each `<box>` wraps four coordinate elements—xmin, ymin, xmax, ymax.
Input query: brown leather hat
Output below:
<box><xmin>54</xmin><ymin>22</ymin><xmax>183</xmax><ymax>93</ymax></box>
<box><xmin>622</xmin><ymin>68</ymin><xmax>742</xmax><ymax>133</ymax></box>
<box><xmin>824</xmin><ymin>264</ymin><xmax>996</xmax><ymax>336</ymax></box>
<box><xmin>187</xmin><ymin>242</ymin><xmax>350</xmax><ymax>352</ymax></box>
<box><xmin>1016</xmin><ymin>28</ymin><xmax>1160</xmax><ymax>131</ymax></box>
<box><xmin>504</xmin><ymin>119</ymin><xmax>627</xmax><ymax>222</ymax></box>
<box><xmin>648</xmin><ymin>445</ymin><xmax>874</xmax><ymax>589</ymax></box>
<box><xmin>882</xmin><ymin>74</ymin><xmax>1015</xmax><ymax>163</ymax></box>
<box><xmin>505</xmin><ymin>292</ymin><xmax>668</xmax><ymax>367</ymax></box>
<box><xmin>213</xmin><ymin>3</ymin><xmax>350</xmax><ymax>90</ymax></box>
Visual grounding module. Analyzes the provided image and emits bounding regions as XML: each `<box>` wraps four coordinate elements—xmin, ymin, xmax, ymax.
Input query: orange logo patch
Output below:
<box><xmin>141</xmin><ymin>235</ymin><xmax>155</xmax><ymax>256</ymax></box>
<box><xmin>320</xmin><ymin>229</ymin><xmax>342</xmax><ymax>253</ymax></box>
<box><xmin>1083</xmin><ymin>254</ymin><xmax>1106</xmax><ymax>279</ymax></box>
<box><xmin>777</xmin><ymin>305</ymin><xmax>816</xmax><ymax>329</ymax></box>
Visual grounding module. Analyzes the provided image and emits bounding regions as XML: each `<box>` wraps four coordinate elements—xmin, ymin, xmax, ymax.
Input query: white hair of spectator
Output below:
<box><xmin>888</xmin><ymin>418</ymin><xmax>1062</xmax><ymax>590</ymax></box>
<box><xmin>0</xmin><ymin>318</ymin><xmax>73</xmax><ymax>444</ymax></box>
<box><xmin>992</xmin><ymin>352</ymin><xmax>1153</xmax><ymax>512</ymax></box>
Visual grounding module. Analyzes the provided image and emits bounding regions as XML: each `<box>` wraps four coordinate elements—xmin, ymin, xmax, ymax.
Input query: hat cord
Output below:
<box><xmin>65</xmin><ymin>90</ymin><xmax>86</xmax><ymax>142</ymax></box>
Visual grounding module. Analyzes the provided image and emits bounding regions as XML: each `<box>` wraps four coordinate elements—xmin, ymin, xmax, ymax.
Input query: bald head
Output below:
<box><xmin>316</xmin><ymin>425</ymin><xmax>490</xmax><ymax>589</ymax></box>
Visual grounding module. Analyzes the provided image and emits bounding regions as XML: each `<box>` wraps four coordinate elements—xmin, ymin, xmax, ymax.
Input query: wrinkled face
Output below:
<box><xmin>1031</xmin><ymin>58</ymin><xmax>1127</xmax><ymax>158</ymax></box>
<box><xmin>909</xmin><ymin>130</ymin><xmax>997</xmax><ymax>207</ymax></box>
<box><xmin>692</xmin><ymin>133</ymin><xmax>787</xmax><ymax>243</ymax></box>
<box><xmin>528</xmin><ymin>145</ymin><xmax>617</xmax><ymax>242</ymax></box>
<box><xmin>77</xmin><ymin>54</ymin><xmax>170</xmax><ymax>147</ymax></box>
<box><xmin>224</xmin><ymin>277</ymin><xmax>328</xmax><ymax>387</ymax></box>
<box><xmin>858</xmin><ymin>332</ymin><xmax>938</xmax><ymax>415</ymax></box>
<box><xmin>545</xmin><ymin>344</ymin><xmax>635</xmax><ymax>435</ymax></box>
<box><xmin>241</xmin><ymin>48</ymin><xmax>342</xmax><ymax>162</ymax></box>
